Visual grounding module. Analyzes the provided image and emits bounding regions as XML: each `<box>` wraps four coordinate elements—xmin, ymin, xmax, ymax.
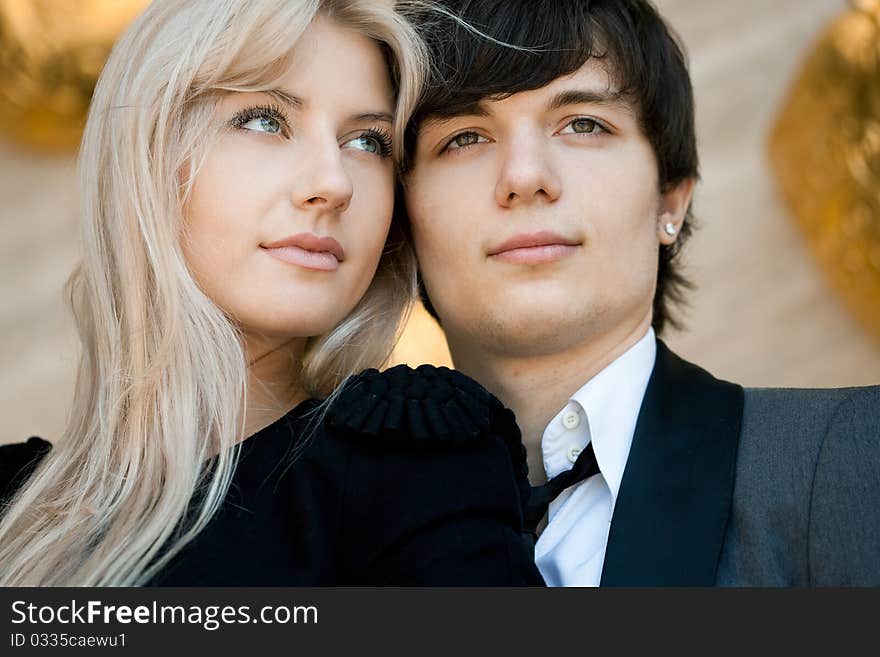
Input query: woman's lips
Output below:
<box><xmin>261</xmin><ymin>233</ymin><xmax>345</xmax><ymax>272</ymax></box>
<box><xmin>488</xmin><ymin>231</ymin><xmax>581</xmax><ymax>265</ymax></box>
<box><xmin>263</xmin><ymin>245</ymin><xmax>340</xmax><ymax>271</ymax></box>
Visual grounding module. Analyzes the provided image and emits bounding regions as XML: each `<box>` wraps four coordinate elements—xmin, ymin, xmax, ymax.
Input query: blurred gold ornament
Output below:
<box><xmin>769</xmin><ymin>1</ymin><xmax>880</xmax><ymax>344</ymax></box>
<box><xmin>0</xmin><ymin>0</ymin><xmax>148</xmax><ymax>151</ymax></box>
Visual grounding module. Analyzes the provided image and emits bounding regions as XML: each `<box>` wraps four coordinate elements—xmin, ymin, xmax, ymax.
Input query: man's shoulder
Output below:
<box><xmin>736</xmin><ymin>384</ymin><xmax>879</xmax><ymax>464</ymax></box>
<box><xmin>718</xmin><ymin>384</ymin><xmax>880</xmax><ymax>585</ymax></box>
<box><xmin>742</xmin><ymin>384</ymin><xmax>879</xmax><ymax>426</ymax></box>
<box><xmin>656</xmin><ymin>342</ymin><xmax>878</xmax><ymax>435</ymax></box>
<box><xmin>729</xmin><ymin>384</ymin><xmax>878</xmax><ymax>509</ymax></box>
<box><xmin>743</xmin><ymin>383</ymin><xmax>880</xmax><ymax>402</ymax></box>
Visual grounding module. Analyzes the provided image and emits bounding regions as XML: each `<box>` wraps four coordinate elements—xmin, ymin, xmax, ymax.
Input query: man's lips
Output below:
<box><xmin>487</xmin><ymin>231</ymin><xmax>581</xmax><ymax>265</ymax></box>
<box><xmin>261</xmin><ymin>233</ymin><xmax>345</xmax><ymax>272</ymax></box>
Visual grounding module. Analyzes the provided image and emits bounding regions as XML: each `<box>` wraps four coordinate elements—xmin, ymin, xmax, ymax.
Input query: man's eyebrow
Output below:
<box><xmin>419</xmin><ymin>89</ymin><xmax>633</xmax><ymax>131</ymax></box>
<box><xmin>421</xmin><ymin>101</ymin><xmax>492</xmax><ymax>128</ymax></box>
<box><xmin>547</xmin><ymin>88</ymin><xmax>631</xmax><ymax>112</ymax></box>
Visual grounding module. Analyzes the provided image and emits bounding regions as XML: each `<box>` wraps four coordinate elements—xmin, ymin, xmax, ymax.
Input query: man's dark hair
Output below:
<box><xmin>401</xmin><ymin>0</ymin><xmax>698</xmax><ymax>335</ymax></box>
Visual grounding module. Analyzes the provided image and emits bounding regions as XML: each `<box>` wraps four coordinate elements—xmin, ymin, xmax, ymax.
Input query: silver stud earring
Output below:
<box><xmin>663</xmin><ymin>222</ymin><xmax>677</xmax><ymax>236</ymax></box>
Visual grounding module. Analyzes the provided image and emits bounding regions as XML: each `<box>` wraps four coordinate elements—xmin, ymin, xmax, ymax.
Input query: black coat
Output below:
<box><xmin>0</xmin><ymin>365</ymin><xmax>544</xmax><ymax>586</ymax></box>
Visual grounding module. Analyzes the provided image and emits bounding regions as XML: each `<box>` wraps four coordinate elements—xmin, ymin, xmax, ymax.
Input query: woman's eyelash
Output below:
<box><xmin>359</xmin><ymin>127</ymin><xmax>394</xmax><ymax>157</ymax></box>
<box><xmin>226</xmin><ymin>106</ymin><xmax>392</xmax><ymax>157</ymax></box>
<box><xmin>228</xmin><ymin>103</ymin><xmax>289</xmax><ymax>135</ymax></box>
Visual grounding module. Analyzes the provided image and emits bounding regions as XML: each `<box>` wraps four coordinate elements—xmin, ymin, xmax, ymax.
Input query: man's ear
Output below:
<box><xmin>657</xmin><ymin>177</ymin><xmax>696</xmax><ymax>245</ymax></box>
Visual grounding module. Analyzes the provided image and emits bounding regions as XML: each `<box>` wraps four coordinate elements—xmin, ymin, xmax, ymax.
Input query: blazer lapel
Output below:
<box><xmin>600</xmin><ymin>340</ymin><xmax>744</xmax><ymax>586</ymax></box>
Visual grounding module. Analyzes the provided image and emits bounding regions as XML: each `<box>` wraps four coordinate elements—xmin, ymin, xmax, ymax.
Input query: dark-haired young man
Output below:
<box><xmin>402</xmin><ymin>0</ymin><xmax>880</xmax><ymax>585</ymax></box>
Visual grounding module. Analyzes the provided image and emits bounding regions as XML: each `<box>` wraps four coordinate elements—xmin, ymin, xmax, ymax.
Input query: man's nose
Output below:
<box><xmin>494</xmin><ymin>135</ymin><xmax>562</xmax><ymax>208</ymax></box>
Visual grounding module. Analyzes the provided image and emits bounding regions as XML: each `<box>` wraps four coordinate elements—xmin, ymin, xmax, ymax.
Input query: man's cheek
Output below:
<box><xmin>418</xmin><ymin>224</ymin><xmax>454</xmax><ymax>263</ymax></box>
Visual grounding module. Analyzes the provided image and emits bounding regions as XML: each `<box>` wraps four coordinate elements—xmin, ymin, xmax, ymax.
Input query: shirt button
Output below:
<box><xmin>567</xmin><ymin>446</ymin><xmax>582</xmax><ymax>463</ymax></box>
<box><xmin>562</xmin><ymin>410</ymin><xmax>580</xmax><ymax>430</ymax></box>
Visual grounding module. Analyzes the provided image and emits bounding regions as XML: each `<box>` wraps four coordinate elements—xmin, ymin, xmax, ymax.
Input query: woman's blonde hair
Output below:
<box><xmin>0</xmin><ymin>0</ymin><xmax>423</xmax><ymax>586</ymax></box>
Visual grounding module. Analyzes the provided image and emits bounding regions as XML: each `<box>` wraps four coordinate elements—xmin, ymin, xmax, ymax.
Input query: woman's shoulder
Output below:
<box><xmin>318</xmin><ymin>365</ymin><xmax>540</xmax><ymax>584</ymax></box>
<box><xmin>321</xmin><ymin>364</ymin><xmax>529</xmax><ymax>501</ymax></box>
<box><xmin>326</xmin><ymin>364</ymin><xmax>519</xmax><ymax>441</ymax></box>
<box><xmin>0</xmin><ymin>436</ymin><xmax>52</xmax><ymax>502</ymax></box>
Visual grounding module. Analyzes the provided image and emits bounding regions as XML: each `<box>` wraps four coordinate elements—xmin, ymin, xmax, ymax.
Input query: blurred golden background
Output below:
<box><xmin>1</xmin><ymin>0</ymin><xmax>879</xmax><ymax>443</ymax></box>
<box><xmin>769</xmin><ymin>0</ymin><xmax>880</xmax><ymax>343</ymax></box>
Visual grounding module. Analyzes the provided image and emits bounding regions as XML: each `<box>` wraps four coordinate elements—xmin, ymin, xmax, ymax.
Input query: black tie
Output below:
<box><xmin>524</xmin><ymin>441</ymin><xmax>600</xmax><ymax>535</ymax></box>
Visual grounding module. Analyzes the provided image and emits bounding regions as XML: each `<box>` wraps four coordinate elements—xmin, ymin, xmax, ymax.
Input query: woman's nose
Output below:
<box><xmin>291</xmin><ymin>142</ymin><xmax>353</xmax><ymax>213</ymax></box>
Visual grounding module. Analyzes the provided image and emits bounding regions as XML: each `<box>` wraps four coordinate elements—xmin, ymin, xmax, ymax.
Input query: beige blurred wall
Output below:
<box><xmin>2</xmin><ymin>0</ymin><xmax>879</xmax><ymax>444</ymax></box>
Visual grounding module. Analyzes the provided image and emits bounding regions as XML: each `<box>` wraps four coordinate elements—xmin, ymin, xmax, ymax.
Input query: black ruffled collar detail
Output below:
<box><xmin>328</xmin><ymin>364</ymin><xmax>497</xmax><ymax>442</ymax></box>
<box><xmin>326</xmin><ymin>364</ymin><xmax>529</xmax><ymax>496</ymax></box>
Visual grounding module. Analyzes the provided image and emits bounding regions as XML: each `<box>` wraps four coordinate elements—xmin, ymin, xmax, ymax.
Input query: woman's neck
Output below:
<box><xmin>242</xmin><ymin>335</ymin><xmax>309</xmax><ymax>440</ymax></box>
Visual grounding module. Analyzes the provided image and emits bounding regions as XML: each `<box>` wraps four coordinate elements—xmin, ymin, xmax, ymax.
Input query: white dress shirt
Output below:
<box><xmin>534</xmin><ymin>328</ymin><xmax>656</xmax><ymax>586</ymax></box>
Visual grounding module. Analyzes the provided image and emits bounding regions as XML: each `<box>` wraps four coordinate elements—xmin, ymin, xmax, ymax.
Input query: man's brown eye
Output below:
<box><xmin>571</xmin><ymin>118</ymin><xmax>598</xmax><ymax>133</ymax></box>
<box><xmin>452</xmin><ymin>132</ymin><xmax>480</xmax><ymax>148</ymax></box>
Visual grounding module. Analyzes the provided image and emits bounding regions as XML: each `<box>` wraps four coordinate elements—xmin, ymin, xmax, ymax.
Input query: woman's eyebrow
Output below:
<box><xmin>264</xmin><ymin>88</ymin><xmax>303</xmax><ymax>110</ymax></box>
<box><xmin>348</xmin><ymin>111</ymin><xmax>393</xmax><ymax>123</ymax></box>
<box><xmin>261</xmin><ymin>89</ymin><xmax>392</xmax><ymax>123</ymax></box>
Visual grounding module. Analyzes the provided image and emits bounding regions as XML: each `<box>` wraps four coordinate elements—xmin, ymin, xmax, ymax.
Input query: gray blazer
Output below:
<box><xmin>599</xmin><ymin>340</ymin><xmax>880</xmax><ymax>586</ymax></box>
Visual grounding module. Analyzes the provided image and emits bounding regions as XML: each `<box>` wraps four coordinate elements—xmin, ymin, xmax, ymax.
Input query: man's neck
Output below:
<box><xmin>449</xmin><ymin>314</ymin><xmax>653</xmax><ymax>485</ymax></box>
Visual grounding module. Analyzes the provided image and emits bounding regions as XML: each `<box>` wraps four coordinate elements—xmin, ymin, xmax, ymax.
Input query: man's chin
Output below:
<box><xmin>452</xmin><ymin>307</ymin><xmax>600</xmax><ymax>359</ymax></box>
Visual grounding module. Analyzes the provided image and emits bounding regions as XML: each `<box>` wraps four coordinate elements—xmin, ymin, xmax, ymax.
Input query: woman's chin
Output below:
<box><xmin>238</xmin><ymin>312</ymin><xmax>349</xmax><ymax>345</ymax></box>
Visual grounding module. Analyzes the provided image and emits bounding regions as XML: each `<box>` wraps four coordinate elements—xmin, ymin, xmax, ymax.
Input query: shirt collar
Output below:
<box><xmin>541</xmin><ymin>328</ymin><xmax>656</xmax><ymax>506</ymax></box>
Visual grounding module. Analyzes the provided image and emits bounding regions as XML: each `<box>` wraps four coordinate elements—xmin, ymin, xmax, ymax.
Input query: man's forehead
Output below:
<box><xmin>418</xmin><ymin>59</ymin><xmax>633</xmax><ymax>129</ymax></box>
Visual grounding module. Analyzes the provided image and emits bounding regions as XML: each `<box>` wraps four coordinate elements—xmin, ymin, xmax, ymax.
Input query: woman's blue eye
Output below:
<box><xmin>242</xmin><ymin>116</ymin><xmax>282</xmax><ymax>134</ymax></box>
<box><xmin>346</xmin><ymin>136</ymin><xmax>379</xmax><ymax>153</ymax></box>
<box><xmin>229</xmin><ymin>104</ymin><xmax>289</xmax><ymax>138</ymax></box>
<box><xmin>343</xmin><ymin>129</ymin><xmax>393</xmax><ymax>157</ymax></box>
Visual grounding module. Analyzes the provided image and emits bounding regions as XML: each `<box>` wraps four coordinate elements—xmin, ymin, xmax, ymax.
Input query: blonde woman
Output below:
<box><xmin>0</xmin><ymin>0</ymin><xmax>542</xmax><ymax>586</ymax></box>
